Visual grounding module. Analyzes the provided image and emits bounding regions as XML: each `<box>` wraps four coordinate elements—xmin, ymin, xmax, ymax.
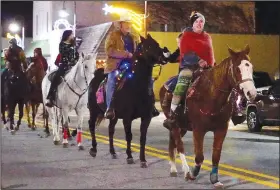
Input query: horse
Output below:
<box><xmin>159</xmin><ymin>45</ymin><xmax>257</xmax><ymax>188</ymax></box>
<box><xmin>1</xmin><ymin>70</ymin><xmax>8</xmax><ymax>124</ymax></box>
<box><xmin>2</xmin><ymin>69</ymin><xmax>30</xmax><ymax>134</ymax></box>
<box><xmin>87</xmin><ymin>34</ymin><xmax>165</xmax><ymax>168</ymax></box>
<box><xmin>42</xmin><ymin>52</ymin><xmax>96</xmax><ymax>149</ymax></box>
<box><xmin>25</xmin><ymin>60</ymin><xmax>49</xmax><ymax>133</ymax></box>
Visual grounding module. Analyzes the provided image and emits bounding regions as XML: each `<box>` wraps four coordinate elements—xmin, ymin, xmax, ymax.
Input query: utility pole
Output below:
<box><xmin>144</xmin><ymin>1</ymin><xmax>147</xmax><ymax>38</ymax></box>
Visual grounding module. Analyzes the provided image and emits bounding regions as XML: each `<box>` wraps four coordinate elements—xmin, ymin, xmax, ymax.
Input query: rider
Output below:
<box><xmin>104</xmin><ymin>16</ymin><xmax>160</xmax><ymax>119</ymax></box>
<box><xmin>162</xmin><ymin>33</ymin><xmax>182</xmax><ymax>65</ymax></box>
<box><xmin>33</xmin><ymin>48</ymin><xmax>48</xmax><ymax>72</ymax></box>
<box><xmin>164</xmin><ymin>11</ymin><xmax>215</xmax><ymax>128</ymax></box>
<box><xmin>45</xmin><ymin>30</ymin><xmax>79</xmax><ymax>107</ymax></box>
<box><xmin>5</xmin><ymin>38</ymin><xmax>28</xmax><ymax>74</ymax></box>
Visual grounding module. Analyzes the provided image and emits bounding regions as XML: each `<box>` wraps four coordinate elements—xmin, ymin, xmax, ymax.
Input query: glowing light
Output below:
<box><xmin>54</xmin><ymin>19</ymin><xmax>72</xmax><ymax>30</ymax></box>
<box><xmin>9</xmin><ymin>23</ymin><xmax>20</xmax><ymax>33</ymax></box>
<box><xmin>59</xmin><ymin>9</ymin><xmax>69</xmax><ymax>18</ymax></box>
<box><xmin>102</xmin><ymin>3</ymin><xmax>144</xmax><ymax>32</ymax></box>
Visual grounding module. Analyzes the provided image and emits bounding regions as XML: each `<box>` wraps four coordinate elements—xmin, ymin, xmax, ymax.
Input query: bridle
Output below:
<box><xmin>59</xmin><ymin>59</ymin><xmax>90</xmax><ymax>110</ymax></box>
<box><xmin>199</xmin><ymin>58</ymin><xmax>254</xmax><ymax>116</ymax></box>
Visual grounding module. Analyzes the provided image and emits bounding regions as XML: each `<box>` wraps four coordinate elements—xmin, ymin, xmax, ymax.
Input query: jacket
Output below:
<box><xmin>104</xmin><ymin>30</ymin><xmax>140</xmax><ymax>74</ymax></box>
<box><xmin>180</xmin><ymin>27</ymin><xmax>215</xmax><ymax>69</ymax></box>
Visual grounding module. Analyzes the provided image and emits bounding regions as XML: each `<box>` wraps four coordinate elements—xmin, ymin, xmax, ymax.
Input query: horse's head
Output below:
<box><xmin>138</xmin><ymin>34</ymin><xmax>165</xmax><ymax>65</ymax></box>
<box><xmin>228</xmin><ymin>44</ymin><xmax>257</xmax><ymax>102</ymax></box>
<box><xmin>25</xmin><ymin>61</ymin><xmax>45</xmax><ymax>83</ymax></box>
<box><xmin>76</xmin><ymin>52</ymin><xmax>97</xmax><ymax>85</ymax></box>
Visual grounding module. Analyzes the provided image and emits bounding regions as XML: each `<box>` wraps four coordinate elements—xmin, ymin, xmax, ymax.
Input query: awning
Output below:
<box><xmin>24</xmin><ymin>39</ymin><xmax>50</xmax><ymax>57</ymax></box>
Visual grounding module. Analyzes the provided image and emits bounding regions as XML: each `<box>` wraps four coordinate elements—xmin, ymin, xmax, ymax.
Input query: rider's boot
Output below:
<box><xmin>105</xmin><ymin>97</ymin><xmax>115</xmax><ymax>119</ymax></box>
<box><xmin>163</xmin><ymin>104</ymin><xmax>180</xmax><ymax>130</ymax></box>
<box><xmin>46</xmin><ymin>86</ymin><xmax>56</xmax><ymax>107</ymax></box>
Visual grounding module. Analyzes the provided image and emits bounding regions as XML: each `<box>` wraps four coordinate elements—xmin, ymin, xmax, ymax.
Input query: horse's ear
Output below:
<box><xmin>81</xmin><ymin>52</ymin><xmax>84</xmax><ymax>59</ymax></box>
<box><xmin>244</xmin><ymin>44</ymin><xmax>250</xmax><ymax>55</ymax></box>
<box><xmin>140</xmin><ymin>35</ymin><xmax>145</xmax><ymax>43</ymax></box>
<box><xmin>228</xmin><ymin>45</ymin><xmax>237</xmax><ymax>57</ymax></box>
<box><xmin>147</xmin><ymin>34</ymin><xmax>151</xmax><ymax>38</ymax></box>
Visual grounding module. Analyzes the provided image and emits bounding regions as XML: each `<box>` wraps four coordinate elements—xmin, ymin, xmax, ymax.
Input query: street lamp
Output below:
<box><xmin>8</xmin><ymin>22</ymin><xmax>25</xmax><ymax>50</ymax></box>
<box><xmin>9</xmin><ymin>23</ymin><xmax>20</xmax><ymax>33</ymax></box>
<box><xmin>59</xmin><ymin>1</ymin><xmax>69</xmax><ymax>18</ymax></box>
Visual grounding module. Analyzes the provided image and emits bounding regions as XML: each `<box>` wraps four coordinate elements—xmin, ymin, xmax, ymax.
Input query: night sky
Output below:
<box><xmin>1</xmin><ymin>1</ymin><xmax>280</xmax><ymax>37</ymax></box>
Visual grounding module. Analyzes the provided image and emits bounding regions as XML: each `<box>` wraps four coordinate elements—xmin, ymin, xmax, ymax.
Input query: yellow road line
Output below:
<box><xmin>11</xmin><ymin>115</ymin><xmax>280</xmax><ymax>188</ymax></box>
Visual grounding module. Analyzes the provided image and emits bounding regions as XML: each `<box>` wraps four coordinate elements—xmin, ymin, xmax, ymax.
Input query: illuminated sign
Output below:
<box><xmin>102</xmin><ymin>4</ymin><xmax>145</xmax><ymax>32</ymax></box>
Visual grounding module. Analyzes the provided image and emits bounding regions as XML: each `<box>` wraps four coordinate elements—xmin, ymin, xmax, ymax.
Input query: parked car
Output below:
<box><xmin>231</xmin><ymin>71</ymin><xmax>280</xmax><ymax>132</ymax></box>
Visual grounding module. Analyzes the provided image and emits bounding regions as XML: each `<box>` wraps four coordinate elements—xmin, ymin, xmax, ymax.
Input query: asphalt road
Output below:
<box><xmin>1</xmin><ymin>108</ymin><xmax>279</xmax><ymax>189</ymax></box>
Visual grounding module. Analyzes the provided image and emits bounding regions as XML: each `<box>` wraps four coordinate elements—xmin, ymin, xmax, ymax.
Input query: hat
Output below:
<box><xmin>190</xmin><ymin>11</ymin><xmax>205</xmax><ymax>26</ymax></box>
<box><xmin>9</xmin><ymin>38</ymin><xmax>17</xmax><ymax>45</ymax></box>
<box><xmin>113</xmin><ymin>14</ymin><xmax>132</xmax><ymax>29</ymax></box>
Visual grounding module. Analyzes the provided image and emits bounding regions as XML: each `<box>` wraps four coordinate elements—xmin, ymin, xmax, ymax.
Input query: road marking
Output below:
<box><xmin>10</xmin><ymin>115</ymin><xmax>280</xmax><ymax>189</ymax></box>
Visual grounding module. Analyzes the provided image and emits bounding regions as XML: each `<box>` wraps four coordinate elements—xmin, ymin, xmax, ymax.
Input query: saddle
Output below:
<box><xmin>48</xmin><ymin>69</ymin><xmax>71</xmax><ymax>84</ymax></box>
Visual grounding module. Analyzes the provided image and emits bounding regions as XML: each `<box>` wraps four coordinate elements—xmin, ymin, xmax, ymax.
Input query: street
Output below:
<box><xmin>1</xmin><ymin>107</ymin><xmax>279</xmax><ymax>189</ymax></box>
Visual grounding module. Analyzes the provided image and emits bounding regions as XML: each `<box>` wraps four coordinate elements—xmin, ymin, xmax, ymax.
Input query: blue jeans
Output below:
<box><xmin>106</xmin><ymin>70</ymin><xmax>154</xmax><ymax>108</ymax></box>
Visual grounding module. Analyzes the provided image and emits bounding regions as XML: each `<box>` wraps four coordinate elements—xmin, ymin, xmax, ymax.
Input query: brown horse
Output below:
<box><xmin>25</xmin><ymin>61</ymin><xmax>49</xmax><ymax>135</ymax></box>
<box><xmin>159</xmin><ymin>45</ymin><xmax>257</xmax><ymax>188</ymax></box>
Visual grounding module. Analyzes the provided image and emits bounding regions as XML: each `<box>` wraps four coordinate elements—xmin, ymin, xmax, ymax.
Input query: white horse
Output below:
<box><xmin>42</xmin><ymin>52</ymin><xmax>96</xmax><ymax>150</ymax></box>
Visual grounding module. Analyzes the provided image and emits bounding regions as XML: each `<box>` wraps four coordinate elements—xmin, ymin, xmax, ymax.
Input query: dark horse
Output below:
<box><xmin>87</xmin><ymin>34</ymin><xmax>165</xmax><ymax>168</ymax></box>
<box><xmin>3</xmin><ymin>69</ymin><xmax>30</xmax><ymax>134</ymax></box>
<box><xmin>159</xmin><ymin>45</ymin><xmax>257</xmax><ymax>187</ymax></box>
<box><xmin>25</xmin><ymin>61</ymin><xmax>49</xmax><ymax>134</ymax></box>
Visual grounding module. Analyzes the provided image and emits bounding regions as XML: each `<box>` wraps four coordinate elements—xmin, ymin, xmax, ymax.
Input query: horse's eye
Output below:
<box><xmin>85</xmin><ymin>65</ymin><xmax>88</xmax><ymax>69</ymax></box>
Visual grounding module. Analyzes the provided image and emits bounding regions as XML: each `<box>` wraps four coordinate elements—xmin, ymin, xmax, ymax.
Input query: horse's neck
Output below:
<box><xmin>200</xmin><ymin>58</ymin><xmax>232</xmax><ymax>104</ymax></box>
<box><xmin>64</xmin><ymin>63</ymin><xmax>86</xmax><ymax>89</ymax></box>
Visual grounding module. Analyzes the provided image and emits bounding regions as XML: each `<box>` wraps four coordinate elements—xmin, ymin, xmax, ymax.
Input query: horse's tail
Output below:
<box><xmin>95</xmin><ymin>114</ymin><xmax>105</xmax><ymax>127</ymax></box>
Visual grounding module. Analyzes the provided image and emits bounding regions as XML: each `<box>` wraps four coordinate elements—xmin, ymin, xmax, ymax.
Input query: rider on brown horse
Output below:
<box><xmin>4</xmin><ymin>38</ymin><xmax>28</xmax><ymax>75</ymax></box>
<box><xmin>104</xmin><ymin>17</ymin><xmax>159</xmax><ymax>119</ymax></box>
<box><xmin>163</xmin><ymin>11</ymin><xmax>215</xmax><ymax>129</ymax></box>
<box><xmin>33</xmin><ymin>48</ymin><xmax>48</xmax><ymax>72</ymax></box>
<box><xmin>45</xmin><ymin>30</ymin><xmax>79</xmax><ymax>107</ymax></box>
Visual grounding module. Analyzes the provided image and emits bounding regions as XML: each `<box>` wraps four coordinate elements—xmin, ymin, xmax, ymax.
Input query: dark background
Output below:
<box><xmin>1</xmin><ymin>1</ymin><xmax>280</xmax><ymax>37</ymax></box>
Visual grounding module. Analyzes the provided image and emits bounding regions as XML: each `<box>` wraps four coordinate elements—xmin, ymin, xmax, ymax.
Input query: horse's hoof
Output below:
<box><xmin>111</xmin><ymin>154</ymin><xmax>118</xmax><ymax>159</ymax></box>
<box><xmin>170</xmin><ymin>172</ymin><xmax>178</xmax><ymax>177</ymax></box>
<box><xmin>15</xmin><ymin>127</ymin><xmax>19</xmax><ymax>131</ymax></box>
<box><xmin>45</xmin><ymin>133</ymin><xmax>51</xmax><ymax>138</ymax></box>
<box><xmin>10</xmin><ymin>130</ymin><xmax>16</xmax><ymax>135</ymax></box>
<box><xmin>28</xmin><ymin>124</ymin><xmax>32</xmax><ymax>128</ymax></box>
<box><xmin>214</xmin><ymin>182</ymin><xmax>224</xmax><ymax>189</ymax></box>
<box><xmin>185</xmin><ymin>172</ymin><xmax>196</xmax><ymax>181</ymax></box>
<box><xmin>78</xmin><ymin>145</ymin><xmax>84</xmax><ymax>151</ymax></box>
<box><xmin>127</xmin><ymin>158</ymin><xmax>135</xmax><ymax>164</ymax></box>
<box><xmin>140</xmin><ymin>162</ymin><xmax>148</xmax><ymax>168</ymax></box>
<box><xmin>53</xmin><ymin>141</ymin><xmax>60</xmax><ymax>145</ymax></box>
<box><xmin>63</xmin><ymin>143</ymin><xmax>68</xmax><ymax>148</ymax></box>
<box><xmin>89</xmin><ymin>148</ymin><xmax>97</xmax><ymax>157</ymax></box>
<box><xmin>31</xmin><ymin>127</ymin><xmax>36</xmax><ymax>131</ymax></box>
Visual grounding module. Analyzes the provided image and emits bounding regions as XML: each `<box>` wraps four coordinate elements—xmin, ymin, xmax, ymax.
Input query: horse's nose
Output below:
<box><xmin>247</xmin><ymin>91</ymin><xmax>256</xmax><ymax>101</ymax></box>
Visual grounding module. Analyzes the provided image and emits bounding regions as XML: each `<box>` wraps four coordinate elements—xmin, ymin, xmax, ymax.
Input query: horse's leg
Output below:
<box><xmin>31</xmin><ymin>103</ymin><xmax>36</xmax><ymax>130</ymax></box>
<box><xmin>172</xmin><ymin>127</ymin><xmax>191</xmax><ymax>179</ymax></box>
<box><xmin>108</xmin><ymin>118</ymin><xmax>118</xmax><ymax>159</ymax></box>
<box><xmin>75</xmin><ymin>108</ymin><xmax>84</xmax><ymax>150</ymax></box>
<box><xmin>43</xmin><ymin>104</ymin><xmax>50</xmax><ymax>137</ymax></box>
<box><xmin>52</xmin><ymin>107</ymin><xmax>61</xmax><ymax>145</ymax></box>
<box><xmin>169</xmin><ymin>130</ymin><xmax>178</xmax><ymax>177</ymax></box>
<box><xmin>25</xmin><ymin>102</ymin><xmax>32</xmax><ymax>128</ymax></box>
<box><xmin>1</xmin><ymin>99</ymin><xmax>7</xmax><ymax>124</ymax></box>
<box><xmin>8</xmin><ymin>101</ymin><xmax>16</xmax><ymax>134</ymax></box>
<box><xmin>88</xmin><ymin>110</ymin><xmax>98</xmax><ymax>157</ymax></box>
<box><xmin>15</xmin><ymin>99</ymin><xmax>24</xmax><ymax>131</ymax></box>
<box><xmin>210</xmin><ymin>128</ymin><xmax>228</xmax><ymax>188</ymax></box>
<box><xmin>61</xmin><ymin>109</ymin><xmax>70</xmax><ymax>148</ymax></box>
<box><xmin>123</xmin><ymin>118</ymin><xmax>134</xmax><ymax>164</ymax></box>
<box><xmin>139</xmin><ymin>116</ymin><xmax>152</xmax><ymax>168</ymax></box>
<box><xmin>189</xmin><ymin>128</ymin><xmax>207</xmax><ymax>180</ymax></box>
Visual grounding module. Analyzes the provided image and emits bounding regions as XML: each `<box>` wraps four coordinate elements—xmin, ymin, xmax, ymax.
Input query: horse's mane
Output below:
<box><xmin>195</xmin><ymin>56</ymin><xmax>232</xmax><ymax>97</ymax></box>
